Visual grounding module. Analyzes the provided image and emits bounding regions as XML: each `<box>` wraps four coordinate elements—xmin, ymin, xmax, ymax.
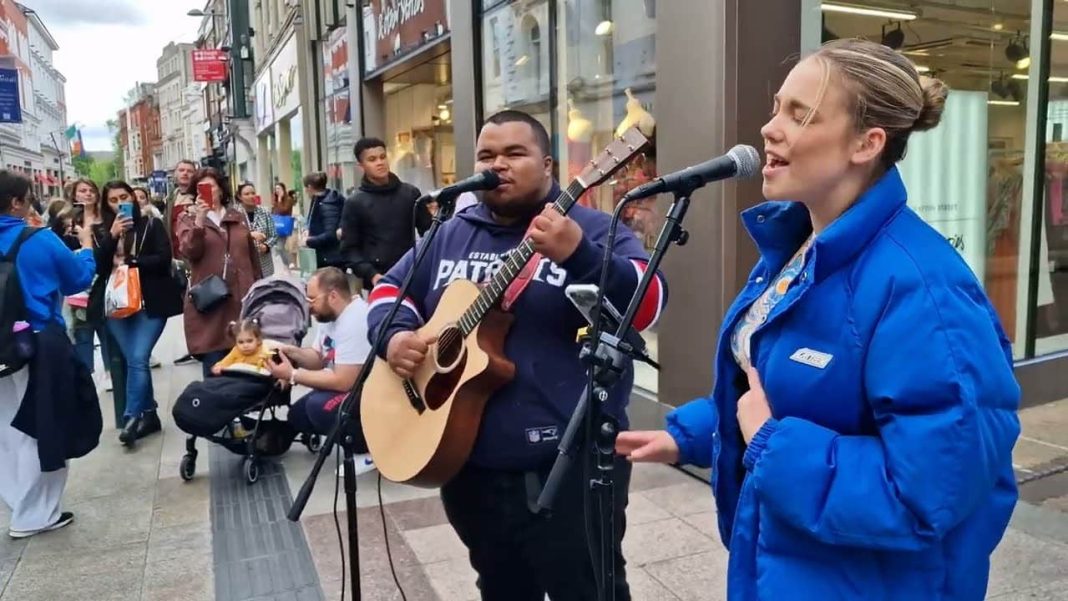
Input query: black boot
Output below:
<box><xmin>135</xmin><ymin>410</ymin><xmax>162</xmax><ymax>439</ymax></box>
<box><xmin>119</xmin><ymin>416</ymin><xmax>140</xmax><ymax>447</ymax></box>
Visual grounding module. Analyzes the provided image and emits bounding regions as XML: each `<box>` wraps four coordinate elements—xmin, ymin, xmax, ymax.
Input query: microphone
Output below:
<box><xmin>623</xmin><ymin>144</ymin><xmax>761</xmax><ymax>201</ymax></box>
<box><xmin>419</xmin><ymin>170</ymin><xmax>501</xmax><ymax>205</ymax></box>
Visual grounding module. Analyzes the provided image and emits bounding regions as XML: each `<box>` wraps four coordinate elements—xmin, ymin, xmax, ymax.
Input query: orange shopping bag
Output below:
<box><xmin>105</xmin><ymin>264</ymin><xmax>143</xmax><ymax>319</ymax></box>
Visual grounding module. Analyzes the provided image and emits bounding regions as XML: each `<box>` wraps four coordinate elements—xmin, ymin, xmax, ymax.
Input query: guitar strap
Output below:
<box><xmin>500</xmin><ymin>222</ymin><xmax>543</xmax><ymax>313</ymax></box>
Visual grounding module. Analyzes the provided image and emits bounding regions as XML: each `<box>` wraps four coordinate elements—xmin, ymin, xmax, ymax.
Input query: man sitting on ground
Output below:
<box><xmin>268</xmin><ymin>267</ymin><xmax>374</xmax><ymax>474</ymax></box>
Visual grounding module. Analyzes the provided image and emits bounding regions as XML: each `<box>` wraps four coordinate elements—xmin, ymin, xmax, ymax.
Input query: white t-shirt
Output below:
<box><xmin>314</xmin><ymin>297</ymin><xmax>372</xmax><ymax>369</ymax></box>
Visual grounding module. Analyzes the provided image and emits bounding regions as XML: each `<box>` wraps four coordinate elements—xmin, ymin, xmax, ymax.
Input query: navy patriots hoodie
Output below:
<box><xmin>366</xmin><ymin>184</ymin><xmax>668</xmax><ymax>471</ymax></box>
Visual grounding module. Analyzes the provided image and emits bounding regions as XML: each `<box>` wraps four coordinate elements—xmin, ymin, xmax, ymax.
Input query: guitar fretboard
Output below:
<box><xmin>456</xmin><ymin>180</ymin><xmax>586</xmax><ymax>335</ymax></box>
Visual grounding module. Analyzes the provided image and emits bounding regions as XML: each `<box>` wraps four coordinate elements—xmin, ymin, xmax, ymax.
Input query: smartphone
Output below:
<box><xmin>564</xmin><ymin>284</ymin><xmax>648</xmax><ymax>357</ymax></box>
<box><xmin>117</xmin><ymin>202</ymin><xmax>134</xmax><ymax>223</ymax></box>
<box><xmin>197</xmin><ymin>182</ymin><xmax>214</xmax><ymax>209</ymax></box>
<box><xmin>270</xmin><ymin>349</ymin><xmax>283</xmax><ymax>365</ymax></box>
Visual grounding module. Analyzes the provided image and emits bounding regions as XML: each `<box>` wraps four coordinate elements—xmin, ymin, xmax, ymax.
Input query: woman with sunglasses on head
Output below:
<box><xmin>236</xmin><ymin>182</ymin><xmax>276</xmax><ymax>278</ymax></box>
<box><xmin>98</xmin><ymin>181</ymin><xmax>183</xmax><ymax>447</ymax></box>
<box><xmin>617</xmin><ymin>39</ymin><xmax>1020</xmax><ymax>600</ymax></box>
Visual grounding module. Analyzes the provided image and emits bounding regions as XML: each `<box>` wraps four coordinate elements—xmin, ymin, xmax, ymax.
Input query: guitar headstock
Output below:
<box><xmin>575</xmin><ymin>127</ymin><xmax>650</xmax><ymax>189</ymax></box>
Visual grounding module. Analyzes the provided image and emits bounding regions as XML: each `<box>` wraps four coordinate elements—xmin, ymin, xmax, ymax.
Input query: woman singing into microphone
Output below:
<box><xmin>617</xmin><ymin>38</ymin><xmax>1020</xmax><ymax>600</ymax></box>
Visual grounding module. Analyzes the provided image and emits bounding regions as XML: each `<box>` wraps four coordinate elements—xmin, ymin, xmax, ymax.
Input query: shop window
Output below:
<box><xmin>556</xmin><ymin>0</ymin><xmax>659</xmax><ymax>393</ymax></box>
<box><xmin>821</xmin><ymin>1</ymin><xmax>1039</xmax><ymax>358</ymax></box>
<box><xmin>1037</xmin><ymin>3</ymin><xmax>1068</xmax><ymax>355</ymax></box>
<box><xmin>481</xmin><ymin>0</ymin><xmax>552</xmax><ymax>130</ymax></box>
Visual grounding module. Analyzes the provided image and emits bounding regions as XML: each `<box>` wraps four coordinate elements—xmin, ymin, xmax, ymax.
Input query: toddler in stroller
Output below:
<box><xmin>210</xmin><ymin>318</ymin><xmax>275</xmax><ymax>376</ymax></box>
<box><xmin>172</xmin><ymin>275</ymin><xmax>321</xmax><ymax>484</ymax></box>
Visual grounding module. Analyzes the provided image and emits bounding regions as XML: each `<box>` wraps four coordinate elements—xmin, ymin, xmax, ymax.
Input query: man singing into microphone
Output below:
<box><xmin>367</xmin><ymin>110</ymin><xmax>667</xmax><ymax>600</ymax></box>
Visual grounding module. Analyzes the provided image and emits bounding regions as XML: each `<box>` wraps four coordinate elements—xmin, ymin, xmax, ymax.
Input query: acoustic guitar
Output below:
<box><xmin>361</xmin><ymin>128</ymin><xmax>650</xmax><ymax>487</ymax></box>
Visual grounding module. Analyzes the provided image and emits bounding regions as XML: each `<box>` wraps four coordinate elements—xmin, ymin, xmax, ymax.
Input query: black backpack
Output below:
<box><xmin>0</xmin><ymin>227</ymin><xmax>45</xmax><ymax>378</ymax></box>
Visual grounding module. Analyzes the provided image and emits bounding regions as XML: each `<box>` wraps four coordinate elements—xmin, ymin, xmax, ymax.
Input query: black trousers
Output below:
<box><xmin>440</xmin><ymin>457</ymin><xmax>632</xmax><ymax>601</ymax></box>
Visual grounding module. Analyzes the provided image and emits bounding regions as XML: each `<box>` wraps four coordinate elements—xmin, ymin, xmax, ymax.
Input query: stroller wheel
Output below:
<box><xmin>179</xmin><ymin>454</ymin><xmax>196</xmax><ymax>481</ymax></box>
<box><xmin>305</xmin><ymin>434</ymin><xmax>322</xmax><ymax>454</ymax></box>
<box><xmin>244</xmin><ymin>457</ymin><xmax>259</xmax><ymax>485</ymax></box>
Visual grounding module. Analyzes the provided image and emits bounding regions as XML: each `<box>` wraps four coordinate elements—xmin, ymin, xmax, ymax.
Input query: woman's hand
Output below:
<box><xmin>74</xmin><ymin>224</ymin><xmax>93</xmax><ymax>250</ymax></box>
<box><xmin>257</xmin><ymin>242</ymin><xmax>269</xmax><ymax>255</ymax></box>
<box><xmin>615</xmin><ymin>430</ymin><xmax>680</xmax><ymax>464</ymax></box>
<box><xmin>193</xmin><ymin>199</ymin><xmax>210</xmax><ymax>227</ymax></box>
<box><xmin>738</xmin><ymin>365</ymin><xmax>772</xmax><ymax>444</ymax></box>
<box><xmin>211</xmin><ymin>365</ymin><xmax>223</xmax><ymax>376</ymax></box>
<box><xmin>250</xmin><ymin>231</ymin><xmax>266</xmax><ymax>242</ymax></box>
<box><xmin>110</xmin><ymin>217</ymin><xmax>131</xmax><ymax>237</ymax></box>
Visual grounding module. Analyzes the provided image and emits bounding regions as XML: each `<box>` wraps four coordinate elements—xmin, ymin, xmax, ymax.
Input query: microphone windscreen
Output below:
<box><xmin>728</xmin><ymin>145</ymin><xmax>761</xmax><ymax>178</ymax></box>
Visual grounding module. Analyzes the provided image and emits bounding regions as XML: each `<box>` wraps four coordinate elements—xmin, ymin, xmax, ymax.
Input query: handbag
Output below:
<box><xmin>104</xmin><ymin>225</ymin><xmax>147</xmax><ymax>319</ymax></box>
<box><xmin>272</xmin><ymin>214</ymin><xmax>294</xmax><ymax>237</ymax></box>
<box><xmin>189</xmin><ymin>224</ymin><xmax>231</xmax><ymax>313</ymax></box>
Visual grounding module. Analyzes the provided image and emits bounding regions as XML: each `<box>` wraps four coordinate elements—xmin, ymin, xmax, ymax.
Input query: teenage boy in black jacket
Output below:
<box><xmin>340</xmin><ymin>137</ymin><xmax>431</xmax><ymax>290</ymax></box>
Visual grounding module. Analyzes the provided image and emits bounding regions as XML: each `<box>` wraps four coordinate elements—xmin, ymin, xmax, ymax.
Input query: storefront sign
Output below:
<box><xmin>192</xmin><ymin>49</ymin><xmax>228</xmax><ymax>83</ymax></box>
<box><xmin>253</xmin><ymin>34</ymin><xmax>300</xmax><ymax>135</ymax></box>
<box><xmin>0</xmin><ymin>68</ymin><xmax>22</xmax><ymax>123</ymax></box>
<box><xmin>363</xmin><ymin>0</ymin><xmax>449</xmax><ymax>73</ymax></box>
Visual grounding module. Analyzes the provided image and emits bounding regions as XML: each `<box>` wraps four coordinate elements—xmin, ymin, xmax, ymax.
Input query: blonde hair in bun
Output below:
<box><xmin>809</xmin><ymin>38</ymin><xmax>949</xmax><ymax>167</ymax></box>
<box><xmin>913</xmin><ymin>76</ymin><xmax>948</xmax><ymax>132</ymax></box>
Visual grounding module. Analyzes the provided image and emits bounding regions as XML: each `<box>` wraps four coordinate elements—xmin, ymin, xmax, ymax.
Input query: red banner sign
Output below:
<box><xmin>193</xmin><ymin>49</ymin><xmax>228</xmax><ymax>83</ymax></box>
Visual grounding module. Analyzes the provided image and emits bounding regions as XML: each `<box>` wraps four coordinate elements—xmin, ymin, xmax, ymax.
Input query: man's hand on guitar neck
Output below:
<box><xmin>386</xmin><ymin>331</ymin><xmax>439</xmax><ymax>379</ymax></box>
<box><xmin>529</xmin><ymin>206</ymin><xmax>583</xmax><ymax>264</ymax></box>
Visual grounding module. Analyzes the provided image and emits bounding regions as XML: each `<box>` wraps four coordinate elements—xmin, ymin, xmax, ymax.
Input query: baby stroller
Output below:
<box><xmin>172</xmin><ymin>275</ymin><xmax>321</xmax><ymax>484</ymax></box>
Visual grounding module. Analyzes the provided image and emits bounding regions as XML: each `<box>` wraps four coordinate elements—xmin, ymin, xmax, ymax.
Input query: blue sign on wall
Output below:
<box><xmin>0</xmin><ymin>68</ymin><xmax>22</xmax><ymax>124</ymax></box>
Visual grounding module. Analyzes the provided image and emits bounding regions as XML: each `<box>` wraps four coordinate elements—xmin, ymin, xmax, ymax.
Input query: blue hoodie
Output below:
<box><xmin>666</xmin><ymin>168</ymin><xmax>1020</xmax><ymax>600</ymax></box>
<box><xmin>367</xmin><ymin>185</ymin><xmax>668</xmax><ymax>470</ymax></box>
<box><xmin>0</xmin><ymin>216</ymin><xmax>95</xmax><ymax>331</ymax></box>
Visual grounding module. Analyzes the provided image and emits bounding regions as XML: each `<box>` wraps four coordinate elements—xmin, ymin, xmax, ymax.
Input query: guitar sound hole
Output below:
<box><xmin>435</xmin><ymin>325</ymin><xmax>465</xmax><ymax>373</ymax></box>
<box><xmin>426</xmin><ymin>352</ymin><xmax>467</xmax><ymax>411</ymax></box>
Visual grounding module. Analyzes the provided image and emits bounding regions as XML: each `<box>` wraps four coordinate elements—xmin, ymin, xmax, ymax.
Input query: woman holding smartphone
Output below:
<box><xmin>66</xmin><ymin>177</ymin><xmax>114</xmax><ymax>389</ymax></box>
<box><xmin>236</xmin><ymin>183</ymin><xmax>276</xmax><ymax>277</ymax></box>
<box><xmin>99</xmin><ymin>181</ymin><xmax>183</xmax><ymax>447</ymax></box>
<box><xmin>175</xmin><ymin>168</ymin><xmax>262</xmax><ymax>379</ymax></box>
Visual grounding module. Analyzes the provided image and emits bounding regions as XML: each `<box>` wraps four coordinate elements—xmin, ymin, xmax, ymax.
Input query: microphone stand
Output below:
<box><xmin>536</xmin><ymin>188</ymin><xmax>692</xmax><ymax>601</ymax></box>
<box><xmin>286</xmin><ymin>194</ymin><xmax>459</xmax><ymax>601</ymax></box>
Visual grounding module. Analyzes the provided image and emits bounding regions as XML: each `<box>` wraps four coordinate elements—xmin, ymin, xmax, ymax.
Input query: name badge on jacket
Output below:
<box><xmin>789</xmin><ymin>347</ymin><xmax>833</xmax><ymax>369</ymax></box>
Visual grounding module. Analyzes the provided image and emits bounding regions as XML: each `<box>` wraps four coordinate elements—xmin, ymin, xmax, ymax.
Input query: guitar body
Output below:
<box><xmin>361</xmin><ymin>279</ymin><xmax>515</xmax><ymax>487</ymax></box>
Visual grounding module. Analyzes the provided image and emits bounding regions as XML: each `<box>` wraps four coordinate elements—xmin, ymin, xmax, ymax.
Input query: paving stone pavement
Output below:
<box><xmin>1</xmin><ymin>318</ymin><xmax>1067</xmax><ymax>600</ymax></box>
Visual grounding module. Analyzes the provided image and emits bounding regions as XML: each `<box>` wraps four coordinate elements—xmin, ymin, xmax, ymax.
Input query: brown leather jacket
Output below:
<box><xmin>175</xmin><ymin>207</ymin><xmax>262</xmax><ymax>355</ymax></box>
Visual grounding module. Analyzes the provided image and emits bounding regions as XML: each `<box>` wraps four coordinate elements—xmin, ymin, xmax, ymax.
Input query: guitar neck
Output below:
<box><xmin>456</xmin><ymin>180</ymin><xmax>586</xmax><ymax>336</ymax></box>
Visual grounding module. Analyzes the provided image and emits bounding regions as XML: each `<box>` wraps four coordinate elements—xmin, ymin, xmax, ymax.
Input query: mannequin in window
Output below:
<box><xmin>615</xmin><ymin>87</ymin><xmax>656</xmax><ymax>137</ymax></box>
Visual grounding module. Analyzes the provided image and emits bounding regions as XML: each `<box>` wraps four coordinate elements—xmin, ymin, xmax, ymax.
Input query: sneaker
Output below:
<box><xmin>9</xmin><ymin>512</ymin><xmax>74</xmax><ymax>539</ymax></box>
<box><xmin>337</xmin><ymin>454</ymin><xmax>376</xmax><ymax>477</ymax></box>
<box><xmin>149</xmin><ymin>355</ymin><xmax>161</xmax><ymax>369</ymax></box>
<box><xmin>174</xmin><ymin>353</ymin><xmax>197</xmax><ymax>366</ymax></box>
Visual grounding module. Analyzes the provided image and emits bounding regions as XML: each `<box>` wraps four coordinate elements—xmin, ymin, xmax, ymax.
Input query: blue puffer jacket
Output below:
<box><xmin>666</xmin><ymin>168</ymin><xmax>1020</xmax><ymax>600</ymax></box>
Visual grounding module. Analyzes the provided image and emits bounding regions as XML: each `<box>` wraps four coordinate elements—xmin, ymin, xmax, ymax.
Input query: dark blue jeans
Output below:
<box><xmin>289</xmin><ymin>389</ymin><xmax>366</xmax><ymax>451</ymax></box>
<box><xmin>72</xmin><ymin>321</ymin><xmax>111</xmax><ymax>374</ymax></box>
<box><xmin>107</xmin><ymin>313</ymin><xmax>166</xmax><ymax>418</ymax></box>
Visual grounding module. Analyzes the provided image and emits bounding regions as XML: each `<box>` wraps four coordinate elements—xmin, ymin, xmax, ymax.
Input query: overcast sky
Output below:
<box><xmin>27</xmin><ymin>0</ymin><xmax>200</xmax><ymax>151</ymax></box>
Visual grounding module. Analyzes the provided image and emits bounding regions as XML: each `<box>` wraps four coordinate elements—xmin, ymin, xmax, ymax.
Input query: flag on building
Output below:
<box><xmin>65</xmin><ymin>125</ymin><xmax>85</xmax><ymax>158</ymax></box>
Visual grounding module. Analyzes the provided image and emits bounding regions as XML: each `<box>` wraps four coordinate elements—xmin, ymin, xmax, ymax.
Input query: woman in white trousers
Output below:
<box><xmin>0</xmin><ymin>170</ymin><xmax>95</xmax><ymax>538</ymax></box>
